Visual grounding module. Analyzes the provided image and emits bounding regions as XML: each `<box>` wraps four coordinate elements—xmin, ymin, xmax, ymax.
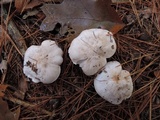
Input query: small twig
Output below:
<box><xmin>4</xmin><ymin>96</ymin><xmax>55</xmax><ymax>116</ymax></box>
<box><xmin>149</xmin><ymin>84</ymin><xmax>152</xmax><ymax>120</ymax></box>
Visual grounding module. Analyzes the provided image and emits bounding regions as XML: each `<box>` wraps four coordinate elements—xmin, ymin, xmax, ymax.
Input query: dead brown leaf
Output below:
<box><xmin>15</xmin><ymin>0</ymin><xmax>43</xmax><ymax>13</ymax></box>
<box><xmin>40</xmin><ymin>0</ymin><xmax>124</xmax><ymax>36</ymax></box>
<box><xmin>0</xmin><ymin>84</ymin><xmax>8</xmax><ymax>97</ymax></box>
<box><xmin>154</xmin><ymin>70</ymin><xmax>160</xmax><ymax>78</ymax></box>
<box><xmin>12</xmin><ymin>107</ymin><xmax>21</xmax><ymax>120</ymax></box>
<box><xmin>15</xmin><ymin>0</ymin><xmax>63</xmax><ymax>13</ymax></box>
<box><xmin>15</xmin><ymin>0</ymin><xmax>30</xmax><ymax>13</ymax></box>
<box><xmin>13</xmin><ymin>76</ymin><xmax>28</xmax><ymax>100</ymax></box>
<box><xmin>19</xmin><ymin>76</ymin><xmax>28</xmax><ymax>94</ymax></box>
<box><xmin>0</xmin><ymin>98</ymin><xmax>16</xmax><ymax>120</ymax></box>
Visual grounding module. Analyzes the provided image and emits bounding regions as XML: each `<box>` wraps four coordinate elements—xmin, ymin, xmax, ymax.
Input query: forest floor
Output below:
<box><xmin>0</xmin><ymin>0</ymin><xmax>160</xmax><ymax>120</ymax></box>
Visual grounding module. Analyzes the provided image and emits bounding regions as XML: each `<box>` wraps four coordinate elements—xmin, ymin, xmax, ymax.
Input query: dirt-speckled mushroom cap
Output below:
<box><xmin>23</xmin><ymin>40</ymin><xmax>63</xmax><ymax>84</ymax></box>
<box><xmin>94</xmin><ymin>61</ymin><xmax>133</xmax><ymax>104</ymax></box>
<box><xmin>68</xmin><ymin>28</ymin><xmax>116</xmax><ymax>76</ymax></box>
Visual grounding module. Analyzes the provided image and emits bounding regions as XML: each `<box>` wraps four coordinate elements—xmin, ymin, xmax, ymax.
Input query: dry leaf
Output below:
<box><xmin>0</xmin><ymin>84</ymin><xmax>8</xmax><ymax>97</ymax></box>
<box><xmin>15</xmin><ymin>0</ymin><xmax>42</xmax><ymax>13</ymax></box>
<box><xmin>40</xmin><ymin>0</ymin><xmax>124</xmax><ymax>36</ymax></box>
<box><xmin>15</xmin><ymin>0</ymin><xmax>63</xmax><ymax>13</ymax></box>
<box><xmin>154</xmin><ymin>70</ymin><xmax>160</xmax><ymax>78</ymax></box>
<box><xmin>12</xmin><ymin>107</ymin><xmax>21</xmax><ymax>120</ymax></box>
<box><xmin>15</xmin><ymin>0</ymin><xmax>30</xmax><ymax>13</ymax></box>
<box><xmin>19</xmin><ymin>76</ymin><xmax>28</xmax><ymax>94</ymax></box>
<box><xmin>14</xmin><ymin>76</ymin><xmax>28</xmax><ymax>100</ymax></box>
<box><xmin>0</xmin><ymin>98</ymin><xmax>16</xmax><ymax>120</ymax></box>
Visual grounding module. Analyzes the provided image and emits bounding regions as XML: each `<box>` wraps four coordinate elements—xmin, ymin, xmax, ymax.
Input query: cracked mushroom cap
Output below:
<box><xmin>94</xmin><ymin>61</ymin><xmax>133</xmax><ymax>105</ymax></box>
<box><xmin>68</xmin><ymin>28</ymin><xmax>116</xmax><ymax>76</ymax></box>
<box><xmin>23</xmin><ymin>40</ymin><xmax>63</xmax><ymax>84</ymax></box>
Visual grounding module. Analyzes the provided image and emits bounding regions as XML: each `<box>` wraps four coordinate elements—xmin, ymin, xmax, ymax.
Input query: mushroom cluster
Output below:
<box><xmin>68</xmin><ymin>28</ymin><xmax>133</xmax><ymax>104</ymax></box>
<box><xmin>23</xmin><ymin>28</ymin><xmax>133</xmax><ymax>105</ymax></box>
<box><xmin>23</xmin><ymin>40</ymin><xmax>63</xmax><ymax>84</ymax></box>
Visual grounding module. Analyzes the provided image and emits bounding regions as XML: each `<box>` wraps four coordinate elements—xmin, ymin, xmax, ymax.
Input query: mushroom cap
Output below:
<box><xmin>94</xmin><ymin>61</ymin><xmax>133</xmax><ymax>104</ymax></box>
<box><xmin>23</xmin><ymin>40</ymin><xmax>63</xmax><ymax>84</ymax></box>
<box><xmin>68</xmin><ymin>28</ymin><xmax>116</xmax><ymax>76</ymax></box>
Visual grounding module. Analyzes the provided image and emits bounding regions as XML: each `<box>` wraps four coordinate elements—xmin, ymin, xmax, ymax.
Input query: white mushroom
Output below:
<box><xmin>68</xmin><ymin>28</ymin><xmax>116</xmax><ymax>76</ymax></box>
<box><xmin>23</xmin><ymin>40</ymin><xmax>63</xmax><ymax>84</ymax></box>
<box><xmin>94</xmin><ymin>61</ymin><xmax>133</xmax><ymax>105</ymax></box>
